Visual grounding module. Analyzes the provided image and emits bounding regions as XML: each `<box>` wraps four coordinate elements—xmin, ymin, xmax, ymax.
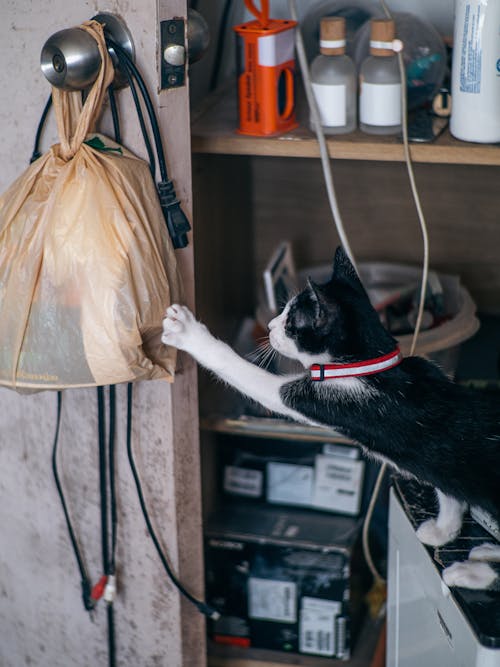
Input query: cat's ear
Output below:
<box><xmin>307</xmin><ymin>278</ymin><xmax>331</xmax><ymax>328</ymax></box>
<box><xmin>331</xmin><ymin>246</ymin><xmax>365</xmax><ymax>294</ymax></box>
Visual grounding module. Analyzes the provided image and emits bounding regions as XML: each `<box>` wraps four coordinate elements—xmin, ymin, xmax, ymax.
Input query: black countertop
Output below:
<box><xmin>394</xmin><ymin>477</ymin><xmax>500</xmax><ymax>649</ymax></box>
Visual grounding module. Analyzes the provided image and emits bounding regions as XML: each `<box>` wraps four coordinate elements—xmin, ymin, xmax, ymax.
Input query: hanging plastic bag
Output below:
<box><xmin>0</xmin><ymin>21</ymin><xmax>181</xmax><ymax>391</ymax></box>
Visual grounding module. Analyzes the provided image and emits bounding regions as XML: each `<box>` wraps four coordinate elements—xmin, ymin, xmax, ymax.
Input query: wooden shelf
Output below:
<box><xmin>191</xmin><ymin>84</ymin><xmax>500</xmax><ymax>166</ymax></box>
<box><xmin>201</xmin><ymin>414</ymin><xmax>353</xmax><ymax>444</ymax></box>
<box><xmin>207</xmin><ymin>615</ymin><xmax>385</xmax><ymax>667</ymax></box>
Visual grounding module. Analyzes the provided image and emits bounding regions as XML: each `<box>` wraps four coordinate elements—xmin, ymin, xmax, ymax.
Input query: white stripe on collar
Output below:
<box><xmin>310</xmin><ymin>348</ymin><xmax>402</xmax><ymax>381</ymax></box>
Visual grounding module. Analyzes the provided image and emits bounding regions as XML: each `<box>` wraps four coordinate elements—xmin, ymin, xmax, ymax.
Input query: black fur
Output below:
<box><xmin>280</xmin><ymin>247</ymin><xmax>500</xmax><ymax>518</ymax></box>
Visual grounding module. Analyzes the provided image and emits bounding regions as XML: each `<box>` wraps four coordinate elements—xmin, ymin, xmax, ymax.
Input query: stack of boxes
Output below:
<box><xmin>204</xmin><ymin>434</ymin><xmax>371</xmax><ymax>659</ymax></box>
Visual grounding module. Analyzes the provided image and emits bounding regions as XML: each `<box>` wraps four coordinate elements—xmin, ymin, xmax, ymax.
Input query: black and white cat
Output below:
<box><xmin>162</xmin><ymin>247</ymin><xmax>500</xmax><ymax>590</ymax></box>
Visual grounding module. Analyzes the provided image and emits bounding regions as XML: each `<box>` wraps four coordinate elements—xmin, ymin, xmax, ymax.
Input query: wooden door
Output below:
<box><xmin>0</xmin><ymin>2</ymin><xmax>205</xmax><ymax>666</ymax></box>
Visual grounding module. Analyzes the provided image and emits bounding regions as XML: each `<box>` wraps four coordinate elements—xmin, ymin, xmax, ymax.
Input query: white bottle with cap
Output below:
<box><xmin>359</xmin><ymin>18</ymin><xmax>402</xmax><ymax>135</ymax></box>
<box><xmin>310</xmin><ymin>17</ymin><xmax>357</xmax><ymax>135</ymax></box>
<box><xmin>450</xmin><ymin>0</ymin><xmax>500</xmax><ymax>143</ymax></box>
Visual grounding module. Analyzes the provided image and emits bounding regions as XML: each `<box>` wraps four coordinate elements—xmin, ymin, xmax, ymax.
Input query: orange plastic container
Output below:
<box><xmin>234</xmin><ymin>1</ymin><xmax>298</xmax><ymax>136</ymax></box>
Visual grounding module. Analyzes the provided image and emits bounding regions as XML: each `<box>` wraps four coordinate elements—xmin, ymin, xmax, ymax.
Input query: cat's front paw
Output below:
<box><xmin>416</xmin><ymin>519</ymin><xmax>460</xmax><ymax>547</ymax></box>
<box><xmin>162</xmin><ymin>304</ymin><xmax>208</xmax><ymax>353</ymax></box>
<box><xmin>469</xmin><ymin>543</ymin><xmax>500</xmax><ymax>562</ymax></box>
<box><xmin>442</xmin><ymin>561</ymin><xmax>497</xmax><ymax>589</ymax></box>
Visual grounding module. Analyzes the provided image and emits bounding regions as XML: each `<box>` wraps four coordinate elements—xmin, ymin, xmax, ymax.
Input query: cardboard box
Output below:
<box><xmin>205</xmin><ymin>504</ymin><xmax>369</xmax><ymax>659</ymax></box>
<box><xmin>220</xmin><ymin>435</ymin><xmax>365</xmax><ymax>516</ymax></box>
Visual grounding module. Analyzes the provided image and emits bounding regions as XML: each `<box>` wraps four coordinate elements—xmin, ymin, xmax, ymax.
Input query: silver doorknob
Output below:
<box><xmin>187</xmin><ymin>9</ymin><xmax>210</xmax><ymax>64</ymax></box>
<box><xmin>41</xmin><ymin>28</ymin><xmax>101</xmax><ymax>91</ymax></box>
<box><xmin>40</xmin><ymin>13</ymin><xmax>134</xmax><ymax>91</ymax></box>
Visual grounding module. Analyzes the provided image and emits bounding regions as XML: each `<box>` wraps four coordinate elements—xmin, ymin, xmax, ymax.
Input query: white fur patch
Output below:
<box><xmin>443</xmin><ymin>561</ymin><xmax>497</xmax><ymax>589</ymax></box>
<box><xmin>312</xmin><ymin>376</ymin><xmax>379</xmax><ymax>399</ymax></box>
<box><xmin>162</xmin><ymin>304</ymin><xmax>313</xmax><ymax>424</ymax></box>
<box><xmin>439</xmin><ymin>530</ymin><xmax>500</xmax><ymax>590</ymax></box>
<box><xmin>416</xmin><ymin>519</ymin><xmax>460</xmax><ymax>547</ymax></box>
<box><xmin>416</xmin><ymin>491</ymin><xmax>466</xmax><ymax>547</ymax></box>
<box><xmin>469</xmin><ymin>543</ymin><xmax>500</xmax><ymax>562</ymax></box>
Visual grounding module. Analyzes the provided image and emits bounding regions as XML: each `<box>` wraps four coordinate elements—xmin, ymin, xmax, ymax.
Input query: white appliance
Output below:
<box><xmin>387</xmin><ymin>487</ymin><xmax>500</xmax><ymax>667</ymax></box>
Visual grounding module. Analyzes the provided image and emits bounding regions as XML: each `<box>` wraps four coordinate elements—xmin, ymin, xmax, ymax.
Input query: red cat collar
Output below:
<box><xmin>310</xmin><ymin>347</ymin><xmax>402</xmax><ymax>381</ymax></box>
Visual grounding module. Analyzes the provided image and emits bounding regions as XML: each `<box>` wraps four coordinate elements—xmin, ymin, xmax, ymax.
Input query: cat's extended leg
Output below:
<box><xmin>416</xmin><ymin>489</ymin><xmax>467</xmax><ymax>547</ymax></box>
<box><xmin>162</xmin><ymin>305</ymin><xmax>308</xmax><ymax>422</ymax></box>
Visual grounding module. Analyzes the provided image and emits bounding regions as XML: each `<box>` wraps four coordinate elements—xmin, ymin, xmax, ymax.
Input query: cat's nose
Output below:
<box><xmin>268</xmin><ymin>317</ymin><xmax>277</xmax><ymax>331</ymax></box>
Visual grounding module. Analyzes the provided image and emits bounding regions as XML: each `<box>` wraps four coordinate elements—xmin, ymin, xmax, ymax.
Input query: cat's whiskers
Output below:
<box><xmin>257</xmin><ymin>345</ymin><xmax>278</xmax><ymax>370</ymax></box>
<box><xmin>247</xmin><ymin>339</ymin><xmax>271</xmax><ymax>361</ymax></box>
<box><xmin>248</xmin><ymin>339</ymin><xmax>278</xmax><ymax>370</ymax></box>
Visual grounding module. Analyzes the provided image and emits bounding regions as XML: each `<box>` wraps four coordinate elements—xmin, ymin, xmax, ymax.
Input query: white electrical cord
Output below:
<box><xmin>288</xmin><ymin>0</ymin><xmax>357</xmax><ymax>273</ymax></box>
<box><xmin>288</xmin><ymin>0</ymin><xmax>431</xmax><ymax>585</ymax></box>
<box><xmin>380</xmin><ymin>0</ymin><xmax>430</xmax><ymax>359</ymax></box>
<box><xmin>361</xmin><ymin>0</ymin><xmax>430</xmax><ymax>585</ymax></box>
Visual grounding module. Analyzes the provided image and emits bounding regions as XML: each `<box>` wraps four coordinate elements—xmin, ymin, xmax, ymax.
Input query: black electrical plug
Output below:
<box><xmin>196</xmin><ymin>600</ymin><xmax>221</xmax><ymax>620</ymax></box>
<box><xmin>157</xmin><ymin>180</ymin><xmax>191</xmax><ymax>249</ymax></box>
<box><xmin>81</xmin><ymin>578</ymin><xmax>96</xmax><ymax>613</ymax></box>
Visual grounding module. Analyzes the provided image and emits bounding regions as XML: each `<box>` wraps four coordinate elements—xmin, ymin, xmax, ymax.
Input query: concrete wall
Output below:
<box><xmin>0</xmin><ymin>2</ymin><xmax>205</xmax><ymax>666</ymax></box>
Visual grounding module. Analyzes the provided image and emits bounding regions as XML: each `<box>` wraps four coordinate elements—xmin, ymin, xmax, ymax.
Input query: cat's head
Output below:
<box><xmin>268</xmin><ymin>246</ymin><xmax>396</xmax><ymax>367</ymax></box>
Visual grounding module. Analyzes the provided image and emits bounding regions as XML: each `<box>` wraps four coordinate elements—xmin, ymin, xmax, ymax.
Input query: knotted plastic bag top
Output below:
<box><xmin>0</xmin><ymin>20</ymin><xmax>180</xmax><ymax>391</ymax></box>
<box><xmin>53</xmin><ymin>20</ymin><xmax>115</xmax><ymax>161</ymax></box>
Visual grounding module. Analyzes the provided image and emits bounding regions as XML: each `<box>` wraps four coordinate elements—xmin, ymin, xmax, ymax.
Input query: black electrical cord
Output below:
<box><xmin>30</xmin><ymin>94</ymin><xmax>52</xmax><ymax>163</ymax></box>
<box><xmin>106</xmin><ymin>595</ymin><xmax>116</xmax><ymax>666</ymax></box>
<box><xmin>32</xmin><ymin>87</ymin><xmax>121</xmax><ymax>161</ymax></box>
<box><xmin>107</xmin><ymin>86</ymin><xmax>121</xmax><ymax>146</ymax></box>
<box><xmin>108</xmin><ymin>384</ymin><xmax>118</xmax><ymax>576</ymax></box>
<box><xmin>52</xmin><ymin>385</ymin><xmax>119</xmax><ymax>667</ymax></box>
<box><xmin>107</xmin><ymin>40</ymin><xmax>167</xmax><ymax>181</ymax></box>
<box><xmin>107</xmin><ymin>94</ymin><xmax>120</xmax><ymax>592</ymax></box>
<box><xmin>108</xmin><ymin>81</ymin><xmax>216</xmax><ymax>621</ymax></box>
<box><xmin>30</xmin><ymin>72</ymin><xmax>155</xmax><ymax>175</ymax></box>
<box><xmin>209</xmin><ymin>0</ymin><xmax>234</xmax><ymax>92</ymax></box>
<box><xmin>108</xmin><ymin>385</ymin><xmax>118</xmax><ymax>667</ymax></box>
<box><xmin>97</xmin><ymin>386</ymin><xmax>117</xmax><ymax>667</ymax></box>
<box><xmin>114</xmin><ymin>62</ymin><xmax>156</xmax><ymax>178</ymax></box>
<box><xmin>51</xmin><ymin>392</ymin><xmax>95</xmax><ymax>612</ymax></box>
<box><xmin>107</xmin><ymin>38</ymin><xmax>191</xmax><ymax>248</ymax></box>
<box><xmin>42</xmin><ymin>31</ymin><xmax>210</xmax><ymax>629</ymax></box>
<box><xmin>97</xmin><ymin>388</ymin><xmax>109</xmax><ymax>577</ymax></box>
<box><xmin>30</xmin><ymin>37</ymin><xmax>190</xmax><ymax>247</ymax></box>
<box><xmin>107</xmin><ymin>67</ymin><xmax>216</xmax><ymax>619</ymax></box>
<box><xmin>125</xmin><ymin>383</ymin><xmax>219</xmax><ymax>620</ymax></box>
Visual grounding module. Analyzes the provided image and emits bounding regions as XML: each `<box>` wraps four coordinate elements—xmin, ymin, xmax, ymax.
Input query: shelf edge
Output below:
<box><xmin>191</xmin><ymin>135</ymin><xmax>500</xmax><ymax>166</ymax></box>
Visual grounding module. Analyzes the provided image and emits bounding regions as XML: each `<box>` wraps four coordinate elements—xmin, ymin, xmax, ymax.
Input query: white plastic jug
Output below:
<box><xmin>450</xmin><ymin>0</ymin><xmax>500</xmax><ymax>143</ymax></box>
